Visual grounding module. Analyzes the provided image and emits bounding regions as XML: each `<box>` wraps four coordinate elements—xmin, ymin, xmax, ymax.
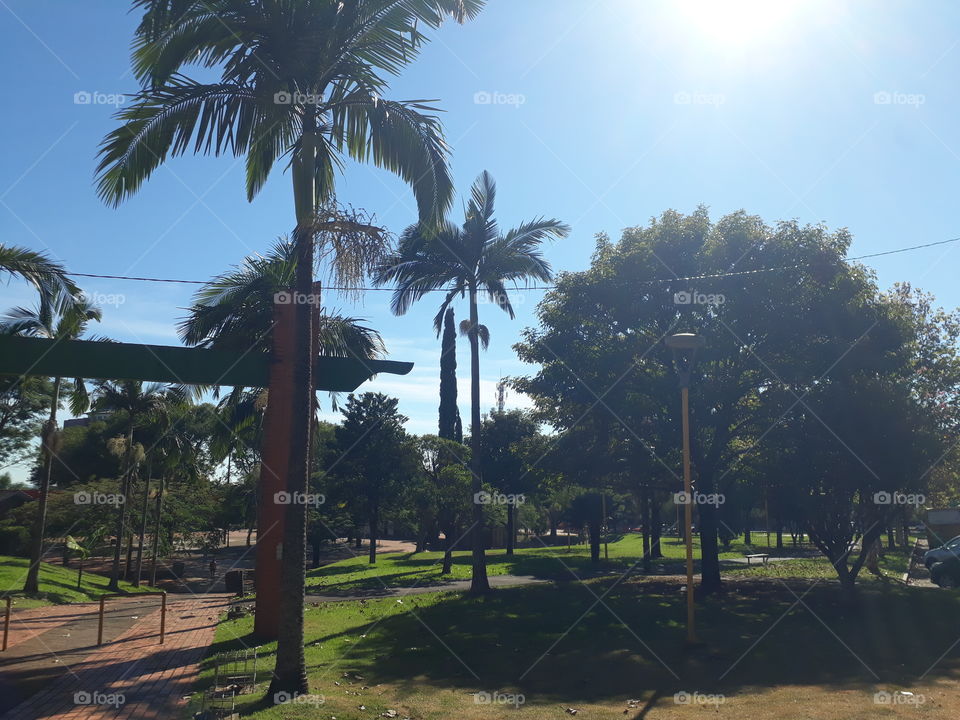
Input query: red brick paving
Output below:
<box><xmin>3</xmin><ymin>594</ymin><xmax>232</xmax><ymax>720</ymax></box>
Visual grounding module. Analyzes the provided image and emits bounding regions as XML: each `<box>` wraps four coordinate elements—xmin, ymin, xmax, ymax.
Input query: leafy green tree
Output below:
<box><xmin>772</xmin><ymin>377</ymin><xmax>941</xmax><ymax>603</ymax></box>
<box><xmin>0</xmin><ymin>376</ymin><xmax>54</xmax><ymax>466</ymax></box>
<box><xmin>332</xmin><ymin>393</ymin><xmax>414</xmax><ymax>564</ymax></box>
<box><xmin>416</xmin><ymin>435</ymin><xmax>472</xmax><ymax>572</ymax></box>
<box><xmin>479</xmin><ymin>410</ymin><xmax>538</xmax><ymax>555</ymax></box>
<box><xmin>100</xmin><ymin>0</ymin><xmax>483</xmax><ymax>694</ymax></box>
<box><xmin>1</xmin><ymin>292</ymin><xmax>102</xmax><ymax>593</ymax></box>
<box><xmin>516</xmin><ymin>208</ymin><xmax>902</xmax><ymax>593</ymax></box>
<box><xmin>375</xmin><ymin>171</ymin><xmax>569</xmax><ymax>592</ymax></box>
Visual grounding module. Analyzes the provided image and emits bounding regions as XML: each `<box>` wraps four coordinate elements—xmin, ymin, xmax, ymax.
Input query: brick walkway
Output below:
<box><xmin>2</xmin><ymin>594</ymin><xmax>232</xmax><ymax>720</ymax></box>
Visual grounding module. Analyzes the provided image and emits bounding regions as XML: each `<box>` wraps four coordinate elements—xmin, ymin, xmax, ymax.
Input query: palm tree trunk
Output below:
<box><xmin>134</xmin><ymin>462</ymin><xmax>151</xmax><ymax>587</ymax></box>
<box><xmin>109</xmin><ymin>422</ymin><xmax>134</xmax><ymax>591</ymax></box>
<box><xmin>24</xmin><ymin>376</ymin><xmax>61</xmax><ymax>594</ymax></box>
<box><xmin>506</xmin><ymin>503</ymin><xmax>515</xmax><ymax>556</ymax></box>
<box><xmin>468</xmin><ymin>284</ymin><xmax>490</xmax><ymax>593</ymax></box>
<box><xmin>269</xmin><ymin>118</ymin><xmax>316</xmax><ymax>698</ymax></box>
<box><xmin>149</xmin><ymin>474</ymin><xmax>165</xmax><ymax>587</ymax></box>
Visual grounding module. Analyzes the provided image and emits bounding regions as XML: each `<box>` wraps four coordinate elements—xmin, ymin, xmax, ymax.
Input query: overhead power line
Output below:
<box><xmin>65</xmin><ymin>234</ymin><xmax>960</xmax><ymax>292</ymax></box>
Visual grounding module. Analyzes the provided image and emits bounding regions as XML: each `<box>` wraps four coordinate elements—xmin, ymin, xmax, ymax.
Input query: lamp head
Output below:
<box><xmin>665</xmin><ymin>333</ymin><xmax>705</xmax><ymax>352</ymax></box>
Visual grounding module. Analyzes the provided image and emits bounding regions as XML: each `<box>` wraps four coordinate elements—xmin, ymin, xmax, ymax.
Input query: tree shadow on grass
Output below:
<box><xmin>305</xmin><ymin>579</ymin><xmax>960</xmax><ymax>704</ymax></box>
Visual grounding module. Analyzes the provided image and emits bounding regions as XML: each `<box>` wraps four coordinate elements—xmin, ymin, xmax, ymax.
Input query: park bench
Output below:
<box><xmin>745</xmin><ymin>553</ymin><xmax>769</xmax><ymax>566</ymax></box>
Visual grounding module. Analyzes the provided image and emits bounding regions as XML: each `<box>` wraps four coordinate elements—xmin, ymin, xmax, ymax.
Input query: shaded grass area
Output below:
<box><xmin>0</xmin><ymin>555</ymin><xmax>152</xmax><ymax>609</ymax></box>
<box><xmin>197</xmin><ymin>576</ymin><xmax>960</xmax><ymax>719</ymax></box>
<box><xmin>305</xmin><ymin>533</ymin><xmax>907</xmax><ymax>595</ymax></box>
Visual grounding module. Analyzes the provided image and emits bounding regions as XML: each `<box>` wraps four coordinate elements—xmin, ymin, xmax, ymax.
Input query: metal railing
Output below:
<box><xmin>97</xmin><ymin>591</ymin><xmax>166</xmax><ymax>647</ymax></box>
<box><xmin>2</xmin><ymin>596</ymin><xmax>10</xmax><ymax>651</ymax></box>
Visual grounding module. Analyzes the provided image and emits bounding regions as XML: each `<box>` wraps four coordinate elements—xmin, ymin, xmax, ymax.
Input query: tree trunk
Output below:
<box><xmin>505</xmin><ymin>503</ymin><xmax>515</xmax><ymax>556</ymax></box>
<box><xmin>697</xmin><ymin>473</ymin><xmax>722</xmax><ymax>594</ymax></box>
<box><xmin>887</xmin><ymin>526</ymin><xmax>896</xmax><ymax>550</ymax></box>
<box><xmin>133</xmin><ymin>464</ymin><xmax>151</xmax><ymax>587</ymax></box>
<box><xmin>109</xmin><ymin>422</ymin><xmax>135</xmax><ymax>591</ymax></box>
<box><xmin>124</xmin><ymin>531</ymin><xmax>134</xmax><ymax>580</ymax></box>
<box><xmin>442</xmin><ymin>527</ymin><xmax>455</xmax><ymax>574</ymax></box>
<box><xmin>651</xmin><ymin>503</ymin><xmax>662</xmax><ymax>559</ymax></box>
<box><xmin>467</xmin><ymin>284</ymin><xmax>490</xmax><ymax>594</ymax></box>
<box><xmin>744</xmin><ymin>528</ymin><xmax>751</xmax><ymax>545</ymax></box>
<box><xmin>24</xmin><ymin>376</ymin><xmax>61</xmax><ymax>594</ymax></box>
<box><xmin>641</xmin><ymin>487</ymin><xmax>652</xmax><ymax>573</ymax></box>
<box><xmin>549</xmin><ymin>514</ymin><xmax>558</xmax><ymax>542</ymax></box>
<box><xmin>268</xmin><ymin>119</ymin><xmax>317</xmax><ymax>698</ymax></box>
<box><xmin>776</xmin><ymin>525</ymin><xmax>784</xmax><ymax>551</ymax></box>
<box><xmin>355</xmin><ymin>534</ymin><xmax>362</xmax><ymax>549</ymax></box>
<box><xmin>368</xmin><ymin>504</ymin><xmax>378</xmax><ymax>565</ymax></box>
<box><xmin>589</xmin><ymin>515</ymin><xmax>601</xmax><ymax>565</ymax></box>
<box><xmin>76</xmin><ymin>558</ymin><xmax>83</xmax><ymax>590</ymax></box>
<box><xmin>149</xmin><ymin>474</ymin><xmax>165</xmax><ymax>587</ymax></box>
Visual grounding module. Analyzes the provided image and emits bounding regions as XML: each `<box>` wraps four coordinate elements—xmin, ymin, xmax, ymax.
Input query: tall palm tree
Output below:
<box><xmin>0</xmin><ymin>244</ymin><xmax>79</xmax><ymax>305</ymax></box>
<box><xmin>374</xmin><ymin>171</ymin><xmax>569</xmax><ymax>593</ymax></box>
<box><xmin>1</xmin><ymin>292</ymin><xmax>102</xmax><ymax>594</ymax></box>
<box><xmin>92</xmin><ymin>380</ymin><xmax>166</xmax><ymax>590</ymax></box>
<box><xmin>97</xmin><ymin>2</ymin><xmax>481</xmax><ymax>692</ymax></box>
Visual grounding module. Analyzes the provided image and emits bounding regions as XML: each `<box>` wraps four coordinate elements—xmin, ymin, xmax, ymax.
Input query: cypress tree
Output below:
<box><xmin>439</xmin><ymin>307</ymin><xmax>462</xmax><ymax>442</ymax></box>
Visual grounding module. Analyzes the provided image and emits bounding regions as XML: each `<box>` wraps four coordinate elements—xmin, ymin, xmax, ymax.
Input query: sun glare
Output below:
<box><xmin>675</xmin><ymin>0</ymin><xmax>802</xmax><ymax>45</ymax></box>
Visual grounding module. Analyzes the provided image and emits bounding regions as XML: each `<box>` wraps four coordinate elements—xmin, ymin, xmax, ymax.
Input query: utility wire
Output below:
<box><xmin>65</xmin><ymin>234</ymin><xmax>960</xmax><ymax>292</ymax></box>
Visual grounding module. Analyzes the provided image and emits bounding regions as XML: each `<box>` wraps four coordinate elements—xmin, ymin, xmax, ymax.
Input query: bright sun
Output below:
<box><xmin>674</xmin><ymin>0</ymin><xmax>802</xmax><ymax>45</ymax></box>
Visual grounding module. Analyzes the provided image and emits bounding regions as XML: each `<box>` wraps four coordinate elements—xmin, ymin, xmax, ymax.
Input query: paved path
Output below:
<box><xmin>1</xmin><ymin>594</ymin><xmax>231</xmax><ymax>720</ymax></box>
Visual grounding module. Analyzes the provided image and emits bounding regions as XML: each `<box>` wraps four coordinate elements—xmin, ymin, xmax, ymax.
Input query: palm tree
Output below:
<box><xmin>0</xmin><ymin>292</ymin><xmax>102</xmax><ymax>594</ymax></box>
<box><xmin>0</xmin><ymin>244</ymin><xmax>79</xmax><ymax>305</ymax></box>
<box><xmin>92</xmin><ymin>380</ymin><xmax>166</xmax><ymax>590</ymax></box>
<box><xmin>374</xmin><ymin>171</ymin><xmax>569</xmax><ymax>592</ymax></box>
<box><xmin>97</xmin><ymin>2</ymin><xmax>481</xmax><ymax>692</ymax></box>
<box><xmin>141</xmin><ymin>395</ymin><xmax>198</xmax><ymax>587</ymax></box>
<box><xmin>179</xmin><ymin>239</ymin><xmax>386</xmax><ymax>365</ymax></box>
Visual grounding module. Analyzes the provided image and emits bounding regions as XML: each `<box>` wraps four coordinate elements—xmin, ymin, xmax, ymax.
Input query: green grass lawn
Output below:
<box><xmin>305</xmin><ymin>533</ymin><xmax>911</xmax><ymax>595</ymax></box>
<box><xmin>0</xmin><ymin>555</ymin><xmax>155</xmax><ymax>609</ymax></box>
<box><xmin>197</xmin><ymin>574</ymin><xmax>960</xmax><ymax>719</ymax></box>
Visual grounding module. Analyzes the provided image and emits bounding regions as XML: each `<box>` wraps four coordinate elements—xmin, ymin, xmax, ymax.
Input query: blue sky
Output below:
<box><xmin>3</xmin><ymin>0</ymin><xmax>960</xmax><ymax>480</ymax></box>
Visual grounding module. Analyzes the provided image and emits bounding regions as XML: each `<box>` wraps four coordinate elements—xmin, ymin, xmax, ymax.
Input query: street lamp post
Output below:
<box><xmin>665</xmin><ymin>332</ymin><xmax>705</xmax><ymax>646</ymax></box>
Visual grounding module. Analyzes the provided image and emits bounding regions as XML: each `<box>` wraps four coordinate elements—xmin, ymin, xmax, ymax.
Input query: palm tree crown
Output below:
<box><xmin>98</xmin><ymin>0</ymin><xmax>483</xmax><ymax>220</ymax></box>
<box><xmin>0</xmin><ymin>244</ymin><xmax>80</xmax><ymax>307</ymax></box>
<box><xmin>374</xmin><ymin>171</ymin><xmax>570</xmax><ymax>336</ymax></box>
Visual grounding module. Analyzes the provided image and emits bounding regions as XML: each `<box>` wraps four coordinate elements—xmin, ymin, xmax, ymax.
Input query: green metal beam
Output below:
<box><xmin>0</xmin><ymin>336</ymin><xmax>412</xmax><ymax>391</ymax></box>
